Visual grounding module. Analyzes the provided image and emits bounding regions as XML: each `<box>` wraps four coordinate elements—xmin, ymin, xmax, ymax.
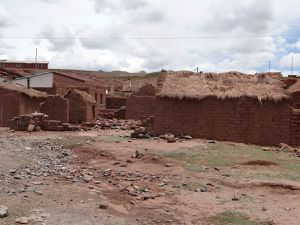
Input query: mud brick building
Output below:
<box><xmin>65</xmin><ymin>89</ymin><xmax>96</xmax><ymax>123</ymax></box>
<box><xmin>40</xmin><ymin>95</ymin><xmax>69</xmax><ymax>123</ymax></box>
<box><xmin>154</xmin><ymin>71</ymin><xmax>300</xmax><ymax>146</ymax></box>
<box><xmin>0</xmin><ymin>60</ymin><xmax>48</xmax><ymax>69</ymax></box>
<box><xmin>0</xmin><ymin>83</ymin><xmax>47</xmax><ymax>127</ymax></box>
<box><xmin>14</xmin><ymin>71</ymin><xmax>106</xmax><ymax>111</ymax></box>
<box><xmin>126</xmin><ymin>84</ymin><xmax>157</xmax><ymax>121</ymax></box>
<box><xmin>106</xmin><ymin>96</ymin><xmax>127</xmax><ymax>109</ymax></box>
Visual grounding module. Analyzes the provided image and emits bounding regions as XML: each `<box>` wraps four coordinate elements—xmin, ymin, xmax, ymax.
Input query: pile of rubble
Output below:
<box><xmin>98</xmin><ymin>106</ymin><xmax>126</xmax><ymax>119</ymax></box>
<box><xmin>10</xmin><ymin>113</ymin><xmax>81</xmax><ymax>132</ymax></box>
<box><xmin>2</xmin><ymin>138</ymin><xmax>74</xmax><ymax>188</ymax></box>
<box><xmin>82</xmin><ymin>118</ymin><xmax>142</xmax><ymax>131</ymax></box>
<box><xmin>99</xmin><ymin>168</ymin><xmax>177</xmax><ymax>201</ymax></box>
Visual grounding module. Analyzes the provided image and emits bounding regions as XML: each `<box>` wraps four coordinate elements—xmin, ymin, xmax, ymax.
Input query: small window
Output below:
<box><xmin>95</xmin><ymin>93</ymin><xmax>98</xmax><ymax>102</ymax></box>
<box><xmin>37</xmin><ymin>64</ymin><xmax>43</xmax><ymax>69</ymax></box>
<box><xmin>0</xmin><ymin>63</ymin><xmax>3</xmax><ymax>67</ymax></box>
<box><xmin>16</xmin><ymin>63</ymin><xmax>22</xmax><ymax>68</ymax></box>
<box><xmin>100</xmin><ymin>94</ymin><xmax>103</xmax><ymax>104</ymax></box>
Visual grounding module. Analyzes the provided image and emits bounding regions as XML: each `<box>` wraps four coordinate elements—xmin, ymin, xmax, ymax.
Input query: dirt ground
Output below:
<box><xmin>0</xmin><ymin>128</ymin><xmax>300</xmax><ymax>225</ymax></box>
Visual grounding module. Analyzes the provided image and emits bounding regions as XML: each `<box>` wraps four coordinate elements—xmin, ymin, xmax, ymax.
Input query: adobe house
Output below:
<box><xmin>154</xmin><ymin>71</ymin><xmax>300</xmax><ymax>146</ymax></box>
<box><xmin>14</xmin><ymin>71</ymin><xmax>106</xmax><ymax>110</ymax></box>
<box><xmin>65</xmin><ymin>89</ymin><xmax>96</xmax><ymax>123</ymax></box>
<box><xmin>126</xmin><ymin>84</ymin><xmax>157</xmax><ymax>121</ymax></box>
<box><xmin>0</xmin><ymin>83</ymin><xmax>47</xmax><ymax>127</ymax></box>
<box><xmin>40</xmin><ymin>95</ymin><xmax>69</xmax><ymax>123</ymax></box>
<box><xmin>0</xmin><ymin>60</ymin><xmax>48</xmax><ymax>69</ymax></box>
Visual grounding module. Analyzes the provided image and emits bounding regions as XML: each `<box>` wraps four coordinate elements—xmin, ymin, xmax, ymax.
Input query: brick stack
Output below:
<box><xmin>10</xmin><ymin>113</ymin><xmax>81</xmax><ymax>132</ymax></box>
<box><xmin>99</xmin><ymin>107</ymin><xmax>126</xmax><ymax>119</ymax></box>
<box><xmin>11</xmin><ymin>113</ymin><xmax>48</xmax><ymax>131</ymax></box>
<box><xmin>42</xmin><ymin>120</ymin><xmax>64</xmax><ymax>131</ymax></box>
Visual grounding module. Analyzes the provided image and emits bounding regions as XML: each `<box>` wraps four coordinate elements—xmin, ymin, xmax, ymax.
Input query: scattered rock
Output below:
<box><xmin>184</xmin><ymin>135</ymin><xmax>193</xmax><ymax>140</ymax></box>
<box><xmin>132</xmin><ymin>150</ymin><xmax>144</xmax><ymax>159</ymax></box>
<box><xmin>99</xmin><ymin>204</ymin><xmax>108</xmax><ymax>209</ymax></box>
<box><xmin>166</xmin><ymin>135</ymin><xmax>176</xmax><ymax>143</ymax></box>
<box><xmin>0</xmin><ymin>205</ymin><xmax>9</xmax><ymax>218</ymax></box>
<box><xmin>200</xmin><ymin>186</ymin><xmax>208</xmax><ymax>192</ymax></box>
<box><xmin>232</xmin><ymin>195</ymin><xmax>240</xmax><ymax>201</ymax></box>
<box><xmin>15</xmin><ymin>217</ymin><xmax>30</xmax><ymax>224</ymax></box>
<box><xmin>32</xmin><ymin>182</ymin><xmax>43</xmax><ymax>185</ymax></box>
<box><xmin>27</xmin><ymin>124</ymin><xmax>35</xmax><ymax>132</ymax></box>
<box><xmin>83</xmin><ymin>175</ymin><xmax>93</xmax><ymax>183</ymax></box>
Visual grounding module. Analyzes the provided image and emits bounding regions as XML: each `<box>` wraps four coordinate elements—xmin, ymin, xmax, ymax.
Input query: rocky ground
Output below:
<box><xmin>0</xmin><ymin>128</ymin><xmax>300</xmax><ymax>225</ymax></box>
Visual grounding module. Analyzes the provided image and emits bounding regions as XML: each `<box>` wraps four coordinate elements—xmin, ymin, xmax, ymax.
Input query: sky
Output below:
<box><xmin>1</xmin><ymin>0</ymin><xmax>300</xmax><ymax>74</ymax></box>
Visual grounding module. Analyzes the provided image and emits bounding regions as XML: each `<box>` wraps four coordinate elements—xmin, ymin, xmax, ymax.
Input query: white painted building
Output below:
<box><xmin>14</xmin><ymin>72</ymin><xmax>54</xmax><ymax>88</ymax></box>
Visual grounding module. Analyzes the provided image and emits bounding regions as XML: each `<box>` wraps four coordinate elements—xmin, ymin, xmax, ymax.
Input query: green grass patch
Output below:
<box><xmin>54</xmin><ymin>137</ymin><xmax>89</xmax><ymax>149</ymax></box>
<box><xmin>210</xmin><ymin>211</ymin><xmax>273</xmax><ymax>225</ymax></box>
<box><xmin>149</xmin><ymin>141</ymin><xmax>300</xmax><ymax>181</ymax></box>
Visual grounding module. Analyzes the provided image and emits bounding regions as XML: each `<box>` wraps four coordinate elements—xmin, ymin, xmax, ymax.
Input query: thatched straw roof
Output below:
<box><xmin>0</xmin><ymin>82</ymin><xmax>47</xmax><ymax>98</ymax></box>
<box><xmin>157</xmin><ymin>71</ymin><xmax>289</xmax><ymax>101</ymax></box>
<box><xmin>67</xmin><ymin>89</ymin><xmax>96</xmax><ymax>104</ymax></box>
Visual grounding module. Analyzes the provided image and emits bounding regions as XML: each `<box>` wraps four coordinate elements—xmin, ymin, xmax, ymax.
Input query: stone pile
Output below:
<box><xmin>10</xmin><ymin>113</ymin><xmax>81</xmax><ymax>132</ymax></box>
<box><xmin>94</xmin><ymin>118</ymin><xmax>142</xmax><ymax>131</ymax></box>
<box><xmin>11</xmin><ymin>113</ymin><xmax>48</xmax><ymax>131</ymax></box>
<box><xmin>2</xmin><ymin>138</ymin><xmax>74</xmax><ymax>191</ymax></box>
<box><xmin>99</xmin><ymin>168</ymin><xmax>176</xmax><ymax>201</ymax></box>
<box><xmin>98</xmin><ymin>106</ymin><xmax>126</xmax><ymax>119</ymax></box>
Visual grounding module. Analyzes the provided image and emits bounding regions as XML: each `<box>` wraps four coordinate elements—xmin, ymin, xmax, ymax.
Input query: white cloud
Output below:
<box><xmin>280</xmin><ymin>53</ymin><xmax>300</xmax><ymax>69</ymax></box>
<box><xmin>1</xmin><ymin>0</ymin><xmax>300</xmax><ymax>73</ymax></box>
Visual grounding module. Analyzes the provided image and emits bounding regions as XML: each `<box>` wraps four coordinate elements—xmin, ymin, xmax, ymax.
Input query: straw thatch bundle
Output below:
<box><xmin>157</xmin><ymin>71</ymin><xmax>289</xmax><ymax>101</ymax></box>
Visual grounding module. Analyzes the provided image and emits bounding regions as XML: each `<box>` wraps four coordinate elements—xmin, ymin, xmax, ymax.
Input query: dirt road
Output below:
<box><xmin>0</xmin><ymin>128</ymin><xmax>299</xmax><ymax>225</ymax></box>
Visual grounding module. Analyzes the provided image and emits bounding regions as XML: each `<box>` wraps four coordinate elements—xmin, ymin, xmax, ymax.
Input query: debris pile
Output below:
<box><xmin>2</xmin><ymin>139</ymin><xmax>74</xmax><ymax>184</ymax></box>
<box><xmin>95</xmin><ymin>118</ymin><xmax>142</xmax><ymax>131</ymax></box>
<box><xmin>11</xmin><ymin>113</ymin><xmax>48</xmax><ymax>131</ymax></box>
<box><xmin>10</xmin><ymin>113</ymin><xmax>81</xmax><ymax>132</ymax></box>
<box><xmin>99</xmin><ymin>106</ymin><xmax>126</xmax><ymax>119</ymax></box>
<box><xmin>99</xmin><ymin>169</ymin><xmax>176</xmax><ymax>201</ymax></box>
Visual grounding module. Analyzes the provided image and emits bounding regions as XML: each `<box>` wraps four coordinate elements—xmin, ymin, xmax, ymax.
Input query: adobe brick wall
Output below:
<box><xmin>135</xmin><ymin>84</ymin><xmax>157</xmax><ymax>96</ymax></box>
<box><xmin>65</xmin><ymin>91</ymin><xmax>95</xmax><ymax>123</ymax></box>
<box><xmin>0</xmin><ymin>88</ymin><xmax>42</xmax><ymax>127</ymax></box>
<box><xmin>35</xmin><ymin>87</ymin><xmax>57</xmax><ymax>95</ymax></box>
<box><xmin>19</xmin><ymin>95</ymin><xmax>41</xmax><ymax>115</ymax></box>
<box><xmin>154</xmin><ymin>97</ymin><xmax>291</xmax><ymax>146</ymax></box>
<box><xmin>53</xmin><ymin>74</ymin><xmax>86</xmax><ymax>96</ymax></box>
<box><xmin>126</xmin><ymin>96</ymin><xmax>156</xmax><ymax>121</ymax></box>
<box><xmin>1</xmin><ymin>62</ymin><xmax>48</xmax><ymax>69</ymax></box>
<box><xmin>290</xmin><ymin>92</ymin><xmax>300</xmax><ymax>109</ymax></box>
<box><xmin>106</xmin><ymin>96</ymin><xmax>127</xmax><ymax>109</ymax></box>
<box><xmin>291</xmin><ymin>108</ymin><xmax>300</xmax><ymax>146</ymax></box>
<box><xmin>40</xmin><ymin>96</ymin><xmax>69</xmax><ymax>123</ymax></box>
<box><xmin>0</xmin><ymin>89</ymin><xmax>20</xmax><ymax>126</ymax></box>
<box><xmin>87</xmin><ymin>87</ymin><xmax>106</xmax><ymax>110</ymax></box>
